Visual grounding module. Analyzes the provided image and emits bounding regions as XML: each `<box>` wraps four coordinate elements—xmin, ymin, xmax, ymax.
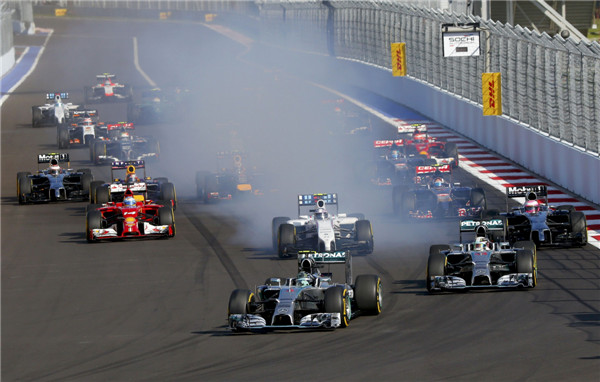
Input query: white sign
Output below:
<box><xmin>442</xmin><ymin>31</ymin><xmax>480</xmax><ymax>57</ymax></box>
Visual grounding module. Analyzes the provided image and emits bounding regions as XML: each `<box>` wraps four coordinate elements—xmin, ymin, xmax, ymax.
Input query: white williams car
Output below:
<box><xmin>32</xmin><ymin>92</ymin><xmax>79</xmax><ymax>127</ymax></box>
<box><xmin>272</xmin><ymin>193</ymin><xmax>374</xmax><ymax>258</ymax></box>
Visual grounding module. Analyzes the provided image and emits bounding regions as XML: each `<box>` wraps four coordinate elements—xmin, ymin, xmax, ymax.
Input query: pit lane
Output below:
<box><xmin>2</xmin><ymin>16</ymin><xmax>598</xmax><ymax>381</ymax></box>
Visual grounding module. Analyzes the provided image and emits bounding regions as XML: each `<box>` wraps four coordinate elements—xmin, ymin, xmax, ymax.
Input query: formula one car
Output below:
<box><xmin>89</xmin><ymin>160</ymin><xmax>176</xmax><ymax>210</ymax></box>
<box><xmin>86</xmin><ymin>188</ymin><xmax>175</xmax><ymax>242</ymax></box>
<box><xmin>84</xmin><ymin>73</ymin><xmax>132</xmax><ymax>103</ymax></box>
<box><xmin>32</xmin><ymin>92</ymin><xmax>79</xmax><ymax>127</ymax></box>
<box><xmin>426</xmin><ymin>217</ymin><xmax>537</xmax><ymax>292</ymax></box>
<box><xmin>127</xmin><ymin>87</ymin><xmax>189</xmax><ymax>124</ymax></box>
<box><xmin>89</xmin><ymin>122</ymin><xmax>159</xmax><ymax>164</ymax></box>
<box><xmin>228</xmin><ymin>250</ymin><xmax>382</xmax><ymax>331</ymax></box>
<box><xmin>16</xmin><ymin>153</ymin><xmax>93</xmax><ymax>204</ymax></box>
<box><xmin>395</xmin><ymin>123</ymin><xmax>458</xmax><ymax>167</ymax></box>
<box><xmin>393</xmin><ymin>164</ymin><xmax>486</xmax><ymax>219</ymax></box>
<box><xmin>196</xmin><ymin>151</ymin><xmax>263</xmax><ymax>203</ymax></box>
<box><xmin>365</xmin><ymin>139</ymin><xmax>437</xmax><ymax>187</ymax></box>
<box><xmin>499</xmin><ymin>185</ymin><xmax>587</xmax><ymax>247</ymax></box>
<box><xmin>272</xmin><ymin>193</ymin><xmax>374</xmax><ymax>258</ymax></box>
<box><xmin>57</xmin><ymin>109</ymin><xmax>104</xmax><ymax>149</ymax></box>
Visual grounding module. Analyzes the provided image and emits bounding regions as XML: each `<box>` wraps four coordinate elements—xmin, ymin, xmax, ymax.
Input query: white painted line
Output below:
<box><xmin>132</xmin><ymin>36</ymin><xmax>156</xmax><ymax>87</ymax></box>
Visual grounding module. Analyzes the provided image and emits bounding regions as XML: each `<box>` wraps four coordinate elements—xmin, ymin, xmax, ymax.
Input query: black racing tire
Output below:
<box><xmin>89</xmin><ymin>180</ymin><xmax>105</xmax><ymax>203</ymax></box>
<box><xmin>158</xmin><ymin>206</ymin><xmax>175</xmax><ymax>237</ymax></box>
<box><xmin>444</xmin><ymin>141</ymin><xmax>459</xmax><ymax>168</ymax></box>
<box><xmin>127</xmin><ymin>102</ymin><xmax>141</xmax><ymax>123</ymax></box>
<box><xmin>17</xmin><ymin>172</ymin><xmax>32</xmax><ymax>205</ymax></box>
<box><xmin>513</xmin><ymin>241</ymin><xmax>536</xmax><ymax>257</ymax></box>
<box><xmin>32</xmin><ymin>106</ymin><xmax>42</xmax><ymax>127</ymax></box>
<box><xmin>95</xmin><ymin>186</ymin><xmax>110</xmax><ymax>204</ymax></box>
<box><xmin>203</xmin><ymin>174</ymin><xmax>219</xmax><ymax>203</ymax></box>
<box><xmin>354</xmin><ymin>274</ymin><xmax>382</xmax><ymax>315</ymax></box>
<box><xmin>570</xmin><ymin>211</ymin><xmax>588</xmax><ymax>246</ymax></box>
<box><xmin>80</xmin><ymin>172</ymin><xmax>93</xmax><ymax>195</ymax></box>
<box><xmin>123</xmin><ymin>85</ymin><xmax>133</xmax><ymax>102</ymax></box>
<box><xmin>556</xmin><ymin>205</ymin><xmax>575</xmax><ymax>212</ymax></box>
<box><xmin>86</xmin><ymin>210</ymin><xmax>103</xmax><ymax>242</ymax></box>
<box><xmin>272</xmin><ymin>216</ymin><xmax>290</xmax><ymax>251</ymax></box>
<box><xmin>159</xmin><ymin>182</ymin><xmax>177</xmax><ymax>210</ymax></box>
<box><xmin>427</xmin><ymin>245</ymin><xmax>449</xmax><ymax>293</ymax></box>
<box><xmin>147</xmin><ymin>137</ymin><xmax>160</xmax><ymax>156</ymax></box>
<box><xmin>324</xmin><ymin>286</ymin><xmax>350</xmax><ymax>328</ymax></box>
<box><xmin>89</xmin><ymin>139</ymin><xmax>96</xmax><ymax>162</ymax></box>
<box><xmin>277</xmin><ymin>223</ymin><xmax>295</xmax><ymax>258</ymax></box>
<box><xmin>516</xmin><ymin>249</ymin><xmax>535</xmax><ymax>287</ymax></box>
<box><xmin>228</xmin><ymin>289</ymin><xmax>254</xmax><ymax>316</ymax></box>
<box><xmin>355</xmin><ymin>219</ymin><xmax>374</xmax><ymax>254</ymax></box>
<box><xmin>470</xmin><ymin>188</ymin><xmax>486</xmax><ymax>210</ymax></box>
<box><xmin>93</xmin><ymin>140</ymin><xmax>106</xmax><ymax>164</ymax></box>
<box><xmin>86</xmin><ymin>203</ymin><xmax>102</xmax><ymax>213</ymax></box>
<box><xmin>57</xmin><ymin>124</ymin><xmax>70</xmax><ymax>149</ymax></box>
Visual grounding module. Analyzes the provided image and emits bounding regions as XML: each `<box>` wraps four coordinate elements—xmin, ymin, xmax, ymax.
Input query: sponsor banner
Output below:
<box><xmin>482</xmin><ymin>72</ymin><xmax>502</xmax><ymax>116</ymax></box>
<box><xmin>391</xmin><ymin>43</ymin><xmax>406</xmax><ymax>77</ymax></box>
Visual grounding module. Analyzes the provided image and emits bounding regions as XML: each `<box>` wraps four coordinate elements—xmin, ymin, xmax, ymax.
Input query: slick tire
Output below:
<box><xmin>93</xmin><ymin>140</ymin><xmax>106</xmax><ymax>164</ymax></box>
<box><xmin>81</xmin><ymin>173</ymin><xmax>93</xmax><ymax>196</ymax></box>
<box><xmin>355</xmin><ymin>219</ymin><xmax>374</xmax><ymax>254</ymax></box>
<box><xmin>354</xmin><ymin>274</ymin><xmax>382</xmax><ymax>315</ymax></box>
<box><xmin>570</xmin><ymin>211</ymin><xmax>588</xmax><ymax>246</ymax></box>
<box><xmin>427</xmin><ymin>245</ymin><xmax>449</xmax><ymax>293</ymax></box>
<box><xmin>95</xmin><ymin>186</ymin><xmax>110</xmax><ymax>204</ymax></box>
<box><xmin>17</xmin><ymin>172</ymin><xmax>32</xmax><ymax>205</ymax></box>
<box><xmin>444</xmin><ymin>142</ymin><xmax>459</xmax><ymax>168</ymax></box>
<box><xmin>277</xmin><ymin>223</ymin><xmax>295</xmax><ymax>258</ymax></box>
<box><xmin>470</xmin><ymin>188</ymin><xmax>486</xmax><ymax>210</ymax></box>
<box><xmin>228</xmin><ymin>289</ymin><xmax>254</xmax><ymax>316</ymax></box>
<box><xmin>272</xmin><ymin>216</ymin><xmax>290</xmax><ymax>251</ymax></box>
<box><xmin>159</xmin><ymin>182</ymin><xmax>177</xmax><ymax>210</ymax></box>
<box><xmin>324</xmin><ymin>286</ymin><xmax>350</xmax><ymax>328</ymax></box>
<box><xmin>86</xmin><ymin>210</ymin><xmax>103</xmax><ymax>243</ymax></box>
<box><xmin>89</xmin><ymin>180</ymin><xmax>105</xmax><ymax>203</ymax></box>
<box><xmin>57</xmin><ymin>124</ymin><xmax>70</xmax><ymax>149</ymax></box>
<box><xmin>516</xmin><ymin>249</ymin><xmax>536</xmax><ymax>288</ymax></box>
<box><xmin>158</xmin><ymin>206</ymin><xmax>175</xmax><ymax>237</ymax></box>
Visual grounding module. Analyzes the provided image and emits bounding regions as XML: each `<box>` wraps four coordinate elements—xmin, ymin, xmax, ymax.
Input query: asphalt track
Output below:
<box><xmin>2</xmin><ymin>17</ymin><xmax>599</xmax><ymax>381</ymax></box>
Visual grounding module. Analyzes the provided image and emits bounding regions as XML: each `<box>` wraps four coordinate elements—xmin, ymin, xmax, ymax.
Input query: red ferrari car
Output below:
<box><xmin>86</xmin><ymin>189</ymin><xmax>174</xmax><ymax>242</ymax></box>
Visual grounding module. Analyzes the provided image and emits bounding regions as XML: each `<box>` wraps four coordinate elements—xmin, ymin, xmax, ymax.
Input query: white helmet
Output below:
<box><xmin>474</xmin><ymin>236</ymin><xmax>490</xmax><ymax>251</ymax></box>
<box><xmin>314</xmin><ymin>208</ymin><xmax>328</xmax><ymax>220</ymax></box>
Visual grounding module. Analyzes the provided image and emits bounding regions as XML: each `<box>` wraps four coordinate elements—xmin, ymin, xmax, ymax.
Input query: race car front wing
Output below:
<box><xmin>228</xmin><ymin>313</ymin><xmax>341</xmax><ymax>331</ymax></box>
<box><xmin>429</xmin><ymin>273</ymin><xmax>534</xmax><ymax>291</ymax></box>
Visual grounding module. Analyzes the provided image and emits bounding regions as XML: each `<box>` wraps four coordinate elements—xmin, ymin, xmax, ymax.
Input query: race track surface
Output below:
<box><xmin>2</xmin><ymin>17</ymin><xmax>599</xmax><ymax>381</ymax></box>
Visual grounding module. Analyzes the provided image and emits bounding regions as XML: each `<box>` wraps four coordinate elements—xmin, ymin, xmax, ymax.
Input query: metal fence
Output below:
<box><xmin>0</xmin><ymin>4</ymin><xmax>14</xmax><ymax>58</ymax></box>
<box><xmin>256</xmin><ymin>1</ymin><xmax>600</xmax><ymax>155</ymax></box>
<box><xmin>31</xmin><ymin>0</ymin><xmax>600</xmax><ymax>155</ymax></box>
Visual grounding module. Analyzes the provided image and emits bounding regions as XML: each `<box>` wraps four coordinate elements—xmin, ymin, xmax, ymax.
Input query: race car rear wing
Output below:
<box><xmin>298</xmin><ymin>250</ymin><xmax>352</xmax><ymax>285</ymax></box>
<box><xmin>298</xmin><ymin>193</ymin><xmax>338</xmax><ymax>216</ymax></box>
<box><xmin>505</xmin><ymin>185</ymin><xmax>548</xmax><ymax>209</ymax></box>
<box><xmin>111</xmin><ymin>160</ymin><xmax>145</xmax><ymax>170</ymax></box>
<box><xmin>373</xmin><ymin>139</ymin><xmax>404</xmax><ymax>148</ymax></box>
<box><xmin>38</xmin><ymin>153</ymin><xmax>69</xmax><ymax>163</ymax></box>
<box><xmin>396</xmin><ymin>122</ymin><xmax>427</xmax><ymax>134</ymax></box>
<box><xmin>97</xmin><ymin>73</ymin><xmax>115</xmax><ymax>79</ymax></box>
<box><xmin>46</xmin><ymin>92</ymin><xmax>69</xmax><ymax>100</ymax></box>
<box><xmin>415</xmin><ymin>164</ymin><xmax>451</xmax><ymax>175</ymax></box>
<box><xmin>71</xmin><ymin>109</ymin><xmax>98</xmax><ymax>119</ymax></box>
<box><xmin>107</xmin><ymin>122</ymin><xmax>134</xmax><ymax>131</ymax></box>
<box><xmin>459</xmin><ymin>217</ymin><xmax>506</xmax><ymax>242</ymax></box>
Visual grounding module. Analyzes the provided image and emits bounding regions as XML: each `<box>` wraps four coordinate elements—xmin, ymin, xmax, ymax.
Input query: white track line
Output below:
<box><xmin>132</xmin><ymin>36</ymin><xmax>156</xmax><ymax>87</ymax></box>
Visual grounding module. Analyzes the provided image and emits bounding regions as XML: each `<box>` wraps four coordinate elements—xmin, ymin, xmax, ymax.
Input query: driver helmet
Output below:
<box><xmin>524</xmin><ymin>200</ymin><xmax>540</xmax><ymax>214</ymax></box>
<box><xmin>314</xmin><ymin>208</ymin><xmax>328</xmax><ymax>220</ymax></box>
<box><xmin>123</xmin><ymin>196</ymin><xmax>136</xmax><ymax>207</ymax></box>
<box><xmin>104</xmin><ymin>79</ymin><xmax>111</xmax><ymax>86</ymax></box>
<box><xmin>390</xmin><ymin>149</ymin><xmax>400</xmax><ymax>160</ymax></box>
<box><xmin>49</xmin><ymin>164</ymin><xmax>61</xmax><ymax>176</ymax></box>
<box><xmin>120</xmin><ymin>132</ymin><xmax>130</xmax><ymax>139</ymax></box>
<box><xmin>153</xmin><ymin>97</ymin><xmax>161</xmax><ymax>103</ymax></box>
<box><xmin>474</xmin><ymin>236</ymin><xmax>490</xmax><ymax>251</ymax></box>
<box><xmin>433</xmin><ymin>177</ymin><xmax>444</xmax><ymax>188</ymax></box>
<box><xmin>296</xmin><ymin>271</ymin><xmax>312</xmax><ymax>287</ymax></box>
<box><xmin>126</xmin><ymin>173</ymin><xmax>137</xmax><ymax>183</ymax></box>
<box><xmin>413</xmin><ymin>132</ymin><xmax>427</xmax><ymax>142</ymax></box>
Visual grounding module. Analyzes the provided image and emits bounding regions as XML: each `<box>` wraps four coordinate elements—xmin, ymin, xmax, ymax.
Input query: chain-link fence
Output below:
<box><xmin>256</xmin><ymin>1</ymin><xmax>600</xmax><ymax>155</ymax></box>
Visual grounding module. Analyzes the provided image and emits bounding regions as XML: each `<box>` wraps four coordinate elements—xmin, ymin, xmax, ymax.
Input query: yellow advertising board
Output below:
<box><xmin>391</xmin><ymin>43</ymin><xmax>406</xmax><ymax>77</ymax></box>
<box><xmin>205</xmin><ymin>13</ymin><xmax>217</xmax><ymax>22</ymax></box>
<box><xmin>482</xmin><ymin>72</ymin><xmax>502</xmax><ymax>116</ymax></box>
<box><xmin>55</xmin><ymin>9</ymin><xmax>67</xmax><ymax>17</ymax></box>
